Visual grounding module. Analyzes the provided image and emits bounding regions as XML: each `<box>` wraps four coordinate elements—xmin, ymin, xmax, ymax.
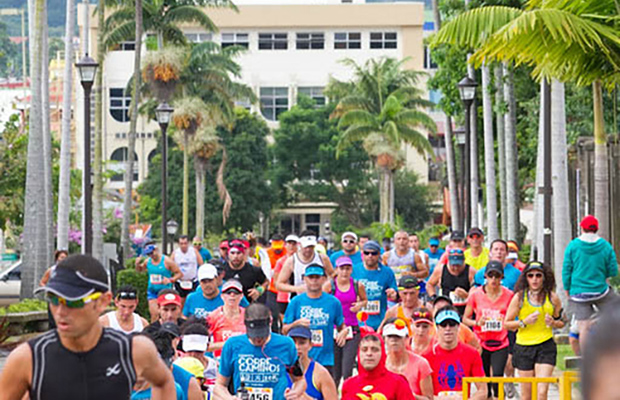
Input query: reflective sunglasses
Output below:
<box><xmin>117</xmin><ymin>291</ymin><xmax>137</xmax><ymax>300</ymax></box>
<box><xmin>47</xmin><ymin>292</ymin><xmax>102</xmax><ymax>308</ymax></box>
<box><xmin>527</xmin><ymin>273</ymin><xmax>543</xmax><ymax>279</ymax></box>
<box><xmin>469</xmin><ymin>234</ymin><xmax>482</xmax><ymax>239</ymax></box>
<box><xmin>193</xmin><ymin>241</ymin><xmax>202</xmax><ymax>246</ymax></box>
<box><xmin>413</xmin><ymin>310</ymin><xmax>430</xmax><ymax>319</ymax></box>
<box><xmin>363</xmin><ymin>251</ymin><xmax>379</xmax><ymax>256</ymax></box>
<box><xmin>342</xmin><ymin>240</ymin><xmax>356</xmax><ymax>244</ymax></box>
<box><xmin>438</xmin><ymin>320</ymin><xmax>459</xmax><ymax>328</ymax></box>
<box><xmin>486</xmin><ymin>273</ymin><xmax>502</xmax><ymax>280</ymax></box>
<box><xmin>223</xmin><ymin>289</ymin><xmax>242</xmax><ymax>296</ymax></box>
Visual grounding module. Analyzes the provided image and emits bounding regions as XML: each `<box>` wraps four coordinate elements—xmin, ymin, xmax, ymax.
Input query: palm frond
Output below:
<box><xmin>397</xmin><ymin>125</ymin><xmax>434</xmax><ymax>157</ymax></box>
<box><xmin>338</xmin><ymin>109</ymin><xmax>376</xmax><ymax>129</ymax></box>
<box><xmin>166</xmin><ymin>5</ymin><xmax>218</xmax><ymax>33</ymax></box>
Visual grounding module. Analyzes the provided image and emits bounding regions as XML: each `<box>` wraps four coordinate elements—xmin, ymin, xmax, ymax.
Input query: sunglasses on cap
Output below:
<box><xmin>363</xmin><ymin>251</ymin><xmax>379</xmax><ymax>256</ymax></box>
<box><xmin>413</xmin><ymin>310</ymin><xmax>431</xmax><ymax>319</ymax></box>
<box><xmin>47</xmin><ymin>292</ymin><xmax>102</xmax><ymax>309</ymax></box>
<box><xmin>438</xmin><ymin>320</ymin><xmax>459</xmax><ymax>328</ymax></box>
<box><xmin>117</xmin><ymin>291</ymin><xmax>137</xmax><ymax>300</ymax></box>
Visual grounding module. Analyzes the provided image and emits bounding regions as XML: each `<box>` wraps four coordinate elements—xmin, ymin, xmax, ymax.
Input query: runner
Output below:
<box><xmin>193</xmin><ymin>236</ymin><xmax>213</xmax><ymax>263</ymax></box>
<box><xmin>383</xmin><ymin>318</ymin><xmax>434</xmax><ymax>399</ymax></box>
<box><xmin>136</xmin><ymin>243</ymin><xmax>182</xmax><ymax>322</ymax></box>
<box><xmin>214</xmin><ymin>303</ymin><xmax>306</xmax><ymax>399</ymax></box>
<box><xmin>379</xmin><ymin>276</ymin><xmax>422</xmax><ymax>335</ymax></box>
<box><xmin>283</xmin><ymin>264</ymin><xmax>346</xmax><ymax>375</ymax></box>
<box><xmin>99</xmin><ymin>285</ymin><xmax>149</xmax><ymax>334</ymax></box>
<box><xmin>223</xmin><ymin>240</ymin><xmax>269</xmax><ymax>303</ymax></box>
<box><xmin>40</xmin><ymin>249</ymin><xmax>69</xmax><ymax>329</ymax></box>
<box><xmin>409</xmin><ymin>233</ymin><xmax>429</xmax><ymax>273</ymax></box>
<box><xmin>217</xmin><ymin>240</ymin><xmax>229</xmax><ymax>261</ymax></box>
<box><xmin>248</xmin><ymin>233</ymin><xmax>272</xmax><ymax>287</ymax></box>
<box><xmin>353</xmin><ymin>240</ymin><xmax>398</xmax><ymax>331</ymax></box>
<box><xmin>383</xmin><ymin>231</ymin><xmax>428</xmax><ymax>282</ymax></box>
<box><xmin>269</xmin><ymin>235</ymin><xmax>300</xmax><ymax>330</ymax></box>
<box><xmin>474</xmin><ymin>239</ymin><xmax>521</xmax><ymax>291</ymax></box>
<box><xmin>463</xmin><ymin>261</ymin><xmax>513</xmax><ymax>399</ymax></box>
<box><xmin>322</xmin><ymin>256</ymin><xmax>367</xmax><ymax>386</ymax></box>
<box><xmin>464</xmin><ymin>228</ymin><xmax>489</xmax><ymax>271</ymax></box>
<box><xmin>429</xmin><ymin>296</ymin><xmax>481</xmax><ymax>352</ymax></box>
<box><xmin>424</xmin><ymin>238</ymin><xmax>444</xmax><ymax>280</ymax></box>
<box><xmin>288</xmin><ymin>326</ymin><xmax>339</xmax><ymax>399</ymax></box>
<box><xmin>341</xmin><ymin>333</ymin><xmax>415</xmax><ymax>400</ymax></box>
<box><xmin>410</xmin><ymin>307</ymin><xmax>434</xmax><ymax>355</ymax></box>
<box><xmin>177</xmin><ymin>318</ymin><xmax>218</xmax><ymax>394</ymax></box>
<box><xmin>183</xmin><ymin>264</ymin><xmax>224</xmax><ymax>319</ymax></box>
<box><xmin>143</xmin><ymin>289</ymin><xmax>186</xmax><ymax>336</ymax></box>
<box><xmin>563</xmin><ymin>215</ymin><xmax>617</xmax><ymax>347</ymax></box>
<box><xmin>426</xmin><ymin>248</ymin><xmax>475</xmax><ymax>315</ymax></box>
<box><xmin>173</xmin><ymin>235</ymin><xmax>204</xmax><ymax>304</ymax></box>
<box><xmin>507</xmin><ymin>241</ymin><xmax>526</xmax><ymax>271</ymax></box>
<box><xmin>330</xmin><ymin>231</ymin><xmax>363</xmax><ymax>273</ymax></box>
<box><xmin>0</xmin><ymin>254</ymin><xmax>177</xmax><ymax>400</ymax></box>
<box><xmin>504</xmin><ymin>261</ymin><xmax>564</xmax><ymax>400</ymax></box>
<box><xmin>276</xmin><ymin>231</ymin><xmax>335</xmax><ymax>296</ymax></box>
<box><xmin>422</xmin><ymin>306</ymin><xmax>487</xmax><ymax>399</ymax></box>
<box><xmin>436</xmin><ymin>231</ymin><xmax>466</xmax><ymax>268</ymax></box>
<box><xmin>206</xmin><ymin>279</ymin><xmax>246</xmax><ymax>358</ymax></box>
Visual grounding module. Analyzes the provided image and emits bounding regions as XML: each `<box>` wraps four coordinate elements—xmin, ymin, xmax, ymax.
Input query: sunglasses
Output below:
<box><xmin>413</xmin><ymin>310</ymin><xmax>430</xmax><ymax>319</ymax></box>
<box><xmin>469</xmin><ymin>234</ymin><xmax>481</xmax><ymax>239</ymax></box>
<box><xmin>486</xmin><ymin>273</ymin><xmax>502</xmax><ymax>279</ymax></box>
<box><xmin>193</xmin><ymin>242</ymin><xmax>202</xmax><ymax>246</ymax></box>
<box><xmin>438</xmin><ymin>320</ymin><xmax>459</xmax><ymax>328</ymax></box>
<box><xmin>527</xmin><ymin>273</ymin><xmax>543</xmax><ymax>279</ymax></box>
<box><xmin>224</xmin><ymin>289</ymin><xmax>242</xmax><ymax>296</ymax></box>
<box><xmin>342</xmin><ymin>240</ymin><xmax>356</xmax><ymax>244</ymax></box>
<box><xmin>47</xmin><ymin>292</ymin><xmax>102</xmax><ymax>308</ymax></box>
<box><xmin>117</xmin><ymin>291</ymin><xmax>137</xmax><ymax>300</ymax></box>
<box><xmin>363</xmin><ymin>251</ymin><xmax>379</xmax><ymax>256</ymax></box>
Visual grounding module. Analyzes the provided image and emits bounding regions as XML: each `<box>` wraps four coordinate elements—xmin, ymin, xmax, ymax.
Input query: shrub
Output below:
<box><xmin>0</xmin><ymin>298</ymin><xmax>47</xmax><ymax>315</ymax></box>
<box><xmin>116</xmin><ymin>268</ymin><xmax>149</xmax><ymax>319</ymax></box>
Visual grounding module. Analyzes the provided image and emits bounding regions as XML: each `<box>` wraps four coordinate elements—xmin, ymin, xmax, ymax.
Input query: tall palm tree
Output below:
<box><xmin>503</xmin><ymin>63</ymin><xmax>519</xmax><ymax>240</ymax></box>
<box><xmin>494</xmin><ymin>65</ymin><xmax>508</xmax><ymax>238</ymax></box>
<box><xmin>482</xmin><ymin>63</ymin><xmax>499</xmax><ymax>240</ymax></box>
<box><xmin>41</xmin><ymin>4</ymin><xmax>54</xmax><ymax>265</ymax></box>
<box><xmin>57</xmin><ymin>0</ymin><xmax>76</xmax><ymax>251</ymax></box>
<box><xmin>332</xmin><ymin>59</ymin><xmax>437</xmax><ymax>223</ymax></box>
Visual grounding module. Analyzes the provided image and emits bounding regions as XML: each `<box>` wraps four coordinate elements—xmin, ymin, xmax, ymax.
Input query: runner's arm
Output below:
<box><xmin>275</xmin><ymin>258</ymin><xmax>304</xmax><ymax>294</ymax></box>
<box><xmin>381</xmin><ymin>251</ymin><xmax>390</xmax><ymax>265</ymax></box>
<box><xmin>214</xmin><ymin>374</ymin><xmax>238</xmax><ymax>400</ymax></box>
<box><xmin>39</xmin><ymin>267</ymin><xmax>52</xmax><ymax>286</ymax></box>
<box><xmin>408</xmin><ymin>253</ymin><xmax>428</xmax><ymax>279</ymax></box>
<box><xmin>462</xmin><ymin>302</ymin><xmax>477</xmax><ymax>328</ymax></box>
<box><xmin>165</xmin><ymin>258</ymin><xmax>183</xmax><ymax>283</ymax></box>
<box><xmin>315</xmin><ymin>363</ymin><xmax>338</xmax><ymax>400</ymax></box>
<box><xmin>355</xmin><ymin>284</ymin><xmax>368</xmax><ymax>310</ymax></box>
<box><xmin>471</xmin><ymin>382</ymin><xmax>488</xmax><ymax>400</ymax></box>
<box><xmin>135</xmin><ymin>257</ymin><xmax>147</xmax><ymax>272</ymax></box>
<box><xmin>319</xmin><ymin>253</ymin><xmax>335</xmax><ymax>278</ymax></box>
<box><xmin>186</xmin><ymin>377</ymin><xmax>204</xmax><ymax>400</ymax></box>
<box><xmin>99</xmin><ymin>314</ymin><xmax>110</xmax><ymax>327</ymax></box>
<box><xmin>194</xmin><ymin>248</ymin><xmax>204</xmax><ymax>266</ymax></box>
<box><xmin>0</xmin><ymin>343</ymin><xmax>32</xmax><ymax>400</ymax></box>
<box><xmin>425</xmin><ymin>266</ymin><xmax>442</xmax><ymax>297</ymax></box>
<box><xmin>503</xmin><ymin>294</ymin><xmax>521</xmax><ymax>331</ymax></box>
<box><xmin>547</xmin><ymin>292</ymin><xmax>565</xmax><ymax>329</ymax></box>
<box><xmin>131</xmin><ymin>335</ymin><xmax>176</xmax><ymax>400</ymax></box>
<box><xmin>416</xmin><ymin>375</ymin><xmax>434</xmax><ymax>400</ymax></box>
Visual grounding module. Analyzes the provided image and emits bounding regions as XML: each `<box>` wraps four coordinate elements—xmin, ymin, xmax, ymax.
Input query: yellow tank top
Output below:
<box><xmin>516</xmin><ymin>291</ymin><xmax>554</xmax><ymax>346</ymax></box>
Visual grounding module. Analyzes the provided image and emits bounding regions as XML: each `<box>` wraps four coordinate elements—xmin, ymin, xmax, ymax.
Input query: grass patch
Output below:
<box><xmin>556</xmin><ymin>343</ymin><xmax>575</xmax><ymax>371</ymax></box>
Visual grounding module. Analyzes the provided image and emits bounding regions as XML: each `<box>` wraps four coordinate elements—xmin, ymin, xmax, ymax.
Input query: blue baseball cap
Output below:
<box><xmin>448</xmin><ymin>248</ymin><xmax>465</xmax><ymax>265</ymax></box>
<box><xmin>287</xmin><ymin>326</ymin><xmax>312</xmax><ymax>340</ymax></box>
<box><xmin>363</xmin><ymin>240</ymin><xmax>381</xmax><ymax>252</ymax></box>
<box><xmin>304</xmin><ymin>264</ymin><xmax>326</xmax><ymax>277</ymax></box>
<box><xmin>435</xmin><ymin>309</ymin><xmax>461</xmax><ymax>325</ymax></box>
<box><xmin>143</xmin><ymin>244</ymin><xmax>156</xmax><ymax>256</ymax></box>
<box><xmin>429</xmin><ymin>238</ymin><xmax>440</xmax><ymax>246</ymax></box>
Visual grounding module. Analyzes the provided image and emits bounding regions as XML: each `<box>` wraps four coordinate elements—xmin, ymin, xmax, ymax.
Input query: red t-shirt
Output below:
<box><xmin>402</xmin><ymin>351</ymin><xmax>433</xmax><ymax>396</ymax></box>
<box><xmin>468</xmin><ymin>286</ymin><xmax>513</xmax><ymax>351</ymax></box>
<box><xmin>206</xmin><ymin>306</ymin><xmax>246</xmax><ymax>357</ymax></box>
<box><xmin>422</xmin><ymin>342</ymin><xmax>485</xmax><ymax>395</ymax></box>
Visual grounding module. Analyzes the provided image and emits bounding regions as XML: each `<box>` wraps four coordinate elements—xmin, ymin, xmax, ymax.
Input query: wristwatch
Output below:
<box><xmin>519</xmin><ymin>320</ymin><xmax>526</xmax><ymax>329</ymax></box>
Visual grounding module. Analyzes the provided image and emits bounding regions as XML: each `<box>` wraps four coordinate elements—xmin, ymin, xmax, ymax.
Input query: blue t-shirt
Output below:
<box><xmin>351</xmin><ymin>264</ymin><xmax>398</xmax><ymax>330</ymax></box>
<box><xmin>219</xmin><ymin>334</ymin><xmax>297</xmax><ymax>398</ymax></box>
<box><xmin>424</xmin><ymin>248</ymin><xmax>445</xmax><ymax>281</ymax></box>
<box><xmin>474</xmin><ymin>263</ymin><xmax>521</xmax><ymax>291</ymax></box>
<box><xmin>330</xmin><ymin>250</ymin><xmax>363</xmax><ymax>272</ymax></box>
<box><xmin>199</xmin><ymin>247</ymin><xmax>213</xmax><ymax>262</ymax></box>
<box><xmin>283</xmin><ymin>293</ymin><xmax>344</xmax><ymax>366</ymax></box>
<box><xmin>131</xmin><ymin>382</ymin><xmax>185</xmax><ymax>400</ymax></box>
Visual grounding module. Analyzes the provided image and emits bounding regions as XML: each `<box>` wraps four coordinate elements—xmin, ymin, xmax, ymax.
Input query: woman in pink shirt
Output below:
<box><xmin>206</xmin><ymin>279</ymin><xmax>246</xmax><ymax>358</ymax></box>
<box><xmin>463</xmin><ymin>260</ymin><xmax>513</xmax><ymax>399</ymax></box>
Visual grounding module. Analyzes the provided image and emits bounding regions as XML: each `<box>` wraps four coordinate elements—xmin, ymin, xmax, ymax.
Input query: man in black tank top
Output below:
<box><xmin>426</xmin><ymin>248</ymin><xmax>476</xmax><ymax>315</ymax></box>
<box><xmin>0</xmin><ymin>254</ymin><xmax>176</xmax><ymax>400</ymax></box>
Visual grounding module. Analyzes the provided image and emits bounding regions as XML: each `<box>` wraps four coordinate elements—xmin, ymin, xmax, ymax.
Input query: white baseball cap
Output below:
<box><xmin>382</xmin><ymin>321</ymin><xmax>409</xmax><ymax>338</ymax></box>
<box><xmin>300</xmin><ymin>236</ymin><xmax>317</xmax><ymax>248</ymax></box>
<box><xmin>182</xmin><ymin>334</ymin><xmax>209</xmax><ymax>353</ymax></box>
<box><xmin>198</xmin><ymin>263</ymin><xmax>218</xmax><ymax>281</ymax></box>
<box><xmin>285</xmin><ymin>234</ymin><xmax>300</xmax><ymax>243</ymax></box>
<box><xmin>341</xmin><ymin>231</ymin><xmax>358</xmax><ymax>241</ymax></box>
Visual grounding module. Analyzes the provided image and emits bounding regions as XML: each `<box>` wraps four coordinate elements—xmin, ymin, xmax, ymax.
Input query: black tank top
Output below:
<box><xmin>28</xmin><ymin>328</ymin><xmax>137</xmax><ymax>400</ymax></box>
<box><xmin>440</xmin><ymin>264</ymin><xmax>471</xmax><ymax>294</ymax></box>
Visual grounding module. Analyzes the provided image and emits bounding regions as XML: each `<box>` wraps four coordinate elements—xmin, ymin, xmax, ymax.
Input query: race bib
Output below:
<box><xmin>482</xmin><ymin>319</ymin><xmax>503</xmax><ymax>332</ymax></box>
<box><xmin>449</xmin><ymin>291</ymin><xmax>467</xmax><ymax>305</ymax></box>
<box><xmin>247</xmin><ymin>387</ymin><xmax>273</xmax><ymax>400</ymax></box>
<box><xmin>334</xmin><ymin>326</ymin><xmax>355</xmax><ymax>340</ymax></box>
<box><xmin>311</xmin><ymin>329</ymin><xmax>324</xmax><ymax>347</ymax></box>
<box><xmin>438</xmin><ymin>391</ymin><xmax>462</xmax><ymax>399</ymax></box>
<box><xmin>363</xmin><ymin>300</ymin><xmax>380</xmax><ymax>315</ymax></box>
<box><xmin>150</xmin><ymin>274</ymin><xmax>163</xmax><ymax>285</ymax></box>
<box><xmin>179</xmin><ymin>280</ymin><xmax>193</xmax><ymax>290</ymax></box>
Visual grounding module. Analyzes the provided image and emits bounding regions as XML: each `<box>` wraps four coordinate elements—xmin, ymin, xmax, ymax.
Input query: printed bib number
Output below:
<box><xmin>311</xmin><ymin>329</ymin><xmax>324</xmax><ymax>347</ymax></box>
<box><xmin>438</xmin><ymin>391</ymin><xmax>462</xmax><ymax>399</ymax></box>
<box><xmin>363</xmin><ymin>300</ymin><xmax>380</xmax><ymax>315</ymax></box>
<box><xmin>179</xmin><ymin>280</ymin><xmax>193</xmax><ymax>290</ymax></box>
<box><xmin>150</xmin><ymin>274</ymin><xmax>163</xmax><ymax>285</ymax></box>
<box><xmin>247</xmin><ymin>387</ymin><xmax>273</xmax><ymax>400</ymax></box>
<box><xmin>449</xmin><ymin>291</ymin><xmax>467</xmax><ymax>305</ymax></box>
<box><xmin>482</xmin><ymin>319</ymin><xmax>503</xmax><ymax>332</ymax></box>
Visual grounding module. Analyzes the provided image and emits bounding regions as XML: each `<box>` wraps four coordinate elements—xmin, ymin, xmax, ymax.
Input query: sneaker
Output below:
<box><xmin>505</xmin><ymin>382</ymin><xmax>516</xmax><ymax>398</ymax></box>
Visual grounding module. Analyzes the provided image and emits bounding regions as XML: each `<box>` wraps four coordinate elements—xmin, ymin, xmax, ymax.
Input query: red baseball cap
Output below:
<box><xmin>580</xmin><ymin>215</ymin><xmax>599</xmax><ymax>232</ymax></box>
<box><xmin>157</xmin><ymin>292</ymin><xmax>182</xmax><ymax>307</ymax></box>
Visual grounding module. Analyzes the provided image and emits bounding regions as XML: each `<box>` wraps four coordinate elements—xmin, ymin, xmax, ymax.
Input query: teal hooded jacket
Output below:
<box><xmin>562</xmin><ymin>234</ymin><xmax>618</xmax><ymax>296</ymax></box>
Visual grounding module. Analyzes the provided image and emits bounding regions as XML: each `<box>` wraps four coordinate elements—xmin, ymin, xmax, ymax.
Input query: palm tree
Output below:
<box><xmin>331</xmin><ymin>59</ymin><xmax>436</xmax><ymax>223</ymax></box>
<box><xmin>57</xmin><ymin>0</ymin><xmax>76</xmax><ymax>252</ymax></box>
<box><xmin>494</xmin><ymin>65</ymin><xmax>508</xmax><ymax>238</ymax></box>
<box><xmin>41</xmin><ymin>4</ymin><xmax>54</xmax><ymax>265</ymax></box>
<box><xmin>482</xmin><ymin>63</ymin><xmax>499</xmax><ymax>240</ymax></box>
<box><xmin>503</xmin><ymin>63</ymin><xmax>519</xmax><ymax>240</ymax></box>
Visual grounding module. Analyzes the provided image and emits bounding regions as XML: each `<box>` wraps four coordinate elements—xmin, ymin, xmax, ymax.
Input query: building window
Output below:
<box><xmin>424</xmin><ymin>46</ymin><xmax>438</xmax><ymax>69</ymax></box>
<box><xmin>260</xmin><ymin>87</ymin><xmax>288</xmax><ymax>121</ymax></box>
<box><xmin>296</xmin><ymin>33</ymin><xmax>324</xmax><ymax>50</ymax></box>
<box><xmin>235</xmin><ymin>99</ymin><xmax>252</xmax><ymax>110</ymax></box>
<box><xmin>370</xmin><ymin>32</ymin><xmax>397</xmax><ymax>49</ymax></box>
<box><xmin>119</xmin><ymin>41</ymin><xmax>135</xmax><ymax>51</ymax></box>
<box><xmin>334</xmin><ymin>32</ymin><xmax>361</xmax><ymax>49</ymax></box>
<box><xmin>109</xmin><ymin>88</ymin><xmax>131</xmax><ymax>123</ymax></box>
<box><xmin>185</xmin><ymin>32</ymin><xmax>212</xmax><ymax>43</ymax></box>
<box><xmin>110</xmin><ymin>147</ymin><xmax>138</xmax><ymax>182</ymax></box>
<box><xmin>258</xmin><ymin>33</ymin><xmax>288</xmax><ymax>50</ymax></box>
<box><xmin>298</xmin><ymin>87</ymin><xmax>326</xmax><ymax>107</ymax></box>
<box><xmin>305</xmin><ymin>214</ymin><xmax>321</xmax><ymax>236</ymax></box>
<box><xmin>221</xmin><ymin>32</ymin><xmax>249</xmax><ymax>49</ymax></box>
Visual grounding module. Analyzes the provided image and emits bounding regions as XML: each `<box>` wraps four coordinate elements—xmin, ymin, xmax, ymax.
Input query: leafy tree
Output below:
<box><xmin>0</xmin><ymin>115</ymin><xmax>27</xmax><ymax>230</ymax></box>
<box><xmin>0</xmin><ymin>21</ymin><xmax>18</xmax><ymax>77</ymax></box>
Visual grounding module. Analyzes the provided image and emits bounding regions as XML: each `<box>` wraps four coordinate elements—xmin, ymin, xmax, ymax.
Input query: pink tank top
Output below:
<box><xmin>334</xmin><ymin>278</ymin><xmax>358</xmax><ymax>327</ymax></box>
<box><xmin>207</xmin><ymin>306</ymin><xmax>246</xmax><ymax>357</ymax></box>
<box><xmin>468</xmin><ymin>286</ymin><xmax>513</xmax><ymax>351</ymax></box>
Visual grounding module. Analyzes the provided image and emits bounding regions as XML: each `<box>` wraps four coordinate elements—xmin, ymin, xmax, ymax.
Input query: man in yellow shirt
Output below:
<box><xmin>464</xmin><ymin>227</ymin><xmax>489</xmax><ymax>271</ymax></box>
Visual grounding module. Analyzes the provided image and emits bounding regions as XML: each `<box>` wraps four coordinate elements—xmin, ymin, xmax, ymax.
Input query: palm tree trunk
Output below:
<box><xmin>22</xmin><ymin>0</ymin><xmax>47</xmax><ymax>299</ymax></box>
<box><xmin>551</xmin><ymin>79</ymin><xmax>569</xmax><ymax>303</ymax></box>
<box><xmin>468</xmin><ymin>68</ymin><xmax>480</xmax><ymax>229</ymax></box>
<box><xmin>503</xmin><ymin>63</ymin><xmax>519</xmax><ymax>240</ymax></box>
<box><xmin>57</xmin><ymin>0</ymin><xmax>75</xmax><ymax>251</ymax></box>
<box><xmin>92</xmin><ymin>0</ymin><xmax>105</xmax><ymax>261</ymax></box>
<box><xmin>482</xmin><ymin>64</ymin><xmax>498</xmax><ymax>241</ymax></box>
<box><xmin>445</xmin><ymin>116</ymin><xmax>461</xmax><ymax>231</ymax></box>
<box><xmin>158</xmin><ymin>32</ymin><xmax>164</xmax><ymax>50</ymax></box>
<box><xmin>182</xmin><ymin>132</ymin><xmax>190</xmax><ymax>235</ymax></box>
<box><xmin>195</xmin><ymin>157</ymin><xmax>206</xmax><ymax>238</ymax></box>
<box><xmin>41</xmin><ymin>3</ymin><xmax>54</xmax><ymax>269</ymax></box>
<box><xmin>121</xmin><ymin>0</ymin><xmax>142</xmax><ymax>259</ymax></box>
<box><xmin>532</xmin><ymin>81</ymin><xmax>546</xmax><ymax>260</ymax></box>
<box><xmin>378</xmin><ymin>164</ymin><xmax>391</xmax><ymax>224</ymax></box>
<box><xmin>593</xmin><ymin>80</ymin><xmax>610</xmax><ymax>240</ymax></box>
<box><xmin>495</xmin><ymin>65</ymin><xmax>507</xmax><ymax>238</ymax></box>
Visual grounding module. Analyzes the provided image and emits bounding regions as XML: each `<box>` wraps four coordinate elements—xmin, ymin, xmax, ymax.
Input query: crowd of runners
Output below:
<box><xmin>0</xmin><ymin>215</ymin><xmax>618</xmax><ymax>400</ymax></box>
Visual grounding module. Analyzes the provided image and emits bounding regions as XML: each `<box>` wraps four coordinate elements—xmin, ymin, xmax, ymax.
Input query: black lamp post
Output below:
<box><xmin>454</xmin><ymin>127</ymin><xmax>466</xmax><ymax>232</ymax></box>
<box><xmin>166</xmin><ymin>219</ymin><xmax>178</xmax><ymax>255</ymax></box>
<box><xmin>76</xmin><ymin>54</ymin><xmax>99</xmax><ymax>254</ymax></box>
<box><xmin>156</xmin><ymin>102</ymin><xmax>174</xmax><ymax>254</ymax></box>
<box><xmin>458</xmin><ymin>75</ymin><xmax>478</xmax><ymax>233</ymax></box>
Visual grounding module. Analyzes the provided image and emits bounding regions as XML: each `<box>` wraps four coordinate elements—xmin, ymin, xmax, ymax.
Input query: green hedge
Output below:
<box><xmin>116</xmin><ymin>268</ymin><xmax>150</xmax><ymax>319</ymax></box>
<box><xmin>0</xmin><ymin>298</ymin><xmax>47</xmax><ymax>315</ymax></box>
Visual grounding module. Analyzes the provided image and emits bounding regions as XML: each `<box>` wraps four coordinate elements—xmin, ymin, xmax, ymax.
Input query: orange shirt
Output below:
<box><xmin>271</xmin><ymin>255</ymin><xmax>291</xmax><ymax>303</ymax></box>
<box><xmin>267</xmin><ymin>249</ymin><xmax>287</xmax><ymax>293</ymax></box>
<box><xmin>207</xmin><ymin>306</ymin><xmax>246</xmax><ymax>358</ymax></box>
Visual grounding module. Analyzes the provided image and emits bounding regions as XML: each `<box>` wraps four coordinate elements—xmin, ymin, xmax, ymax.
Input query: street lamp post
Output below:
<box><xmin>454</xmin><ymin>127</ymin><xmax>466</xmax><ymax>232</ymax></box>
<box><xmin>458</xmin><ymin>76</ymin><xmax>478</xmax><ymax>233</ymax></box>
<box><xmin>76</xmin><ymin>54</ymin><xmax>99</xmax><ymax>254</ymax></box>
<box><xmin>166</xmin><ymin>219</ymin><xmax>178</xmax><ymax>255</ymax></box>
<box><xmin>156</xmin><ymin>102</ymin><xmax>174</xmax><ymax>255</ymax></box>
